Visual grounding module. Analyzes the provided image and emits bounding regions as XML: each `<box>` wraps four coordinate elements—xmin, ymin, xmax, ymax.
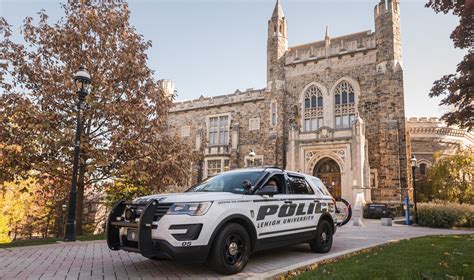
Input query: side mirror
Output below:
<box><xmin>256</xmin><ymin>185</ymin><xmax>278</xmax><ymax>196</ymax></box>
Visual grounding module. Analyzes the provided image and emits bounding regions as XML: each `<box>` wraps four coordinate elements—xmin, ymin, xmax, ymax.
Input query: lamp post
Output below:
<box><xmin>61</xmin><ymin>204</ymin><xmax>67</xmax><ymax>236</ymax></box>
<box><xmin>64</xmin><ymin>66</ymin><xmax>91</xmax><ymax>242</ymax></box>
<box><xmin>248</xmin><ymin>150</ymin><xmax>256</xmax><ymax>167</ymax></box>
<box><xmin>411</xmin><ymin>155</ymin><xmax>418</xmax><ymax>224</ymax></box>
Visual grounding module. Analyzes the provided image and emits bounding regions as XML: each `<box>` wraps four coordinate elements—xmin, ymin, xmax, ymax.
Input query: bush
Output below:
<box><xmin>418</xmin><ymin>202</ymin><xmax>474</xmax><ymax>228</ymax></box>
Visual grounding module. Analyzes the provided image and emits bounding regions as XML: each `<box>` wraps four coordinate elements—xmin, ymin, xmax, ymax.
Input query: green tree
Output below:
<box><xmin>426</xmin><ymin>149</ymin><xmax>474</xmax><ymax>204</ymax></box>
<box><xmin>104</xmin><ymin>181</ymin><xmax>152</xmax><ymax>208</ymax></box>
<box><xmin>0</xmin><ymin>2</ymin><xmax>194</xmax><ymax>234</ymax></box>
<box><xmin>425</xmin><ymin>0</ymin><xmax>473</xmax><ymax>131</ymax></box>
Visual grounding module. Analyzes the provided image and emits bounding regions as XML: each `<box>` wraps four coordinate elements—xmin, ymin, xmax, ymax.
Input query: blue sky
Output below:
<box><xmin>0</xmin><ymin>0</ymin><xmax>465</xmax><ymax>117</ymax></box>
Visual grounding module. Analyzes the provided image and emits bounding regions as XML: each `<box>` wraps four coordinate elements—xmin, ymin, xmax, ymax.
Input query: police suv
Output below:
<box><xmin>106</xmin><ymin>167</ymin><xmax>336</xmax><ymax>275</ymax></box>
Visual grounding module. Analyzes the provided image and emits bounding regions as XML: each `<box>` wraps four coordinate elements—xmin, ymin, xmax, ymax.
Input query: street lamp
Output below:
<box><xmin>411</xmin><ymin>155</ymin><xmax>418</xmax><ymax>224</ymax></box>
<box><xmin>64</xmin><ymin>66</ymin><xmax>91</xmax><ymax>242</ymax></box>
<box><xmin>248</xmin><ymin>150</ymin><xmax>256</xmax><ymax>167</ymax></box>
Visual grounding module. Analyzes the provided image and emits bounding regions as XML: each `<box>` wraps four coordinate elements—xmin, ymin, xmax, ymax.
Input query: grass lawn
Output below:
<box><xmin>0</xmin><ymin>233</ymin><xmax>105</xmax><ymax>249</ymax></box>
<box><xmin>294</xmin><ymin>235</ymin><xmax>474</xmax><ymax>280</ymax></box>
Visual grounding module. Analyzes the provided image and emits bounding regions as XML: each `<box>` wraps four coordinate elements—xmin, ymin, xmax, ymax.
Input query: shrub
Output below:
<box><xmin>424</xmin><ymin>149</ymin><xmax>474</xmax><ymax>204</ymax></box>
<box><xmin>417</xmin><ymin>202</ymin><xmax>474</xmax><ymax>228</ymax></box>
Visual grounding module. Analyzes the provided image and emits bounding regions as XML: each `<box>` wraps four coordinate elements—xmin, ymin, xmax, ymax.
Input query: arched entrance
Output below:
<box><xmin>313</xmin><ymin>157</ymin><xmax>342</xmax><ymax>197</ymax></box>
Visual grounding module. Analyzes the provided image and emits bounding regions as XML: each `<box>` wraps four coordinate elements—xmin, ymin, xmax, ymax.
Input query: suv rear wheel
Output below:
<box><xmin>208</xmin><ymin>223</ymin><xmax>250</xmax><ymax>275</ymax></box>
<box><xmin>309</xmin><ymin>219</ymin><xmax>333</xmax><ymax>253</ymax></box>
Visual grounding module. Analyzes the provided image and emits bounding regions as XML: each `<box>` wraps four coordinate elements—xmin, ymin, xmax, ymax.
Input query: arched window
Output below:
<box><xmin>419</xmin><ymin>163</ymin><xmax>428</xmax><ymax>176</ymax></box>
<box><xmin>303</xmin><ymin>85</ymin><xmax>324</xmax><ymax>132</ymax></box>
<box><xmin>334</xmin><ymin>81</ymin><xmax>356</xmax><ymax>129</ymax></box>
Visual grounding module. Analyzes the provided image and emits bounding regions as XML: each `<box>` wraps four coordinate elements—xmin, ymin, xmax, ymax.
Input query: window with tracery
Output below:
<box><xmin>334</xmin><ymin>81</ymin><xmax>356</xmax><ymax>129</ymax></box>
<box><xmin>303</xmin><ymin>85</ymin><xmax>324</xmax><ymax>132</ymax></box>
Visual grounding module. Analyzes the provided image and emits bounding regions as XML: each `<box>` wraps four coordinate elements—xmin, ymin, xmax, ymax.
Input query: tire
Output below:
<box><xmin>335</xmin><ymin>197</ymin><xmax>352</xmax><ymax>227</ymax></box>
<box><xmin>310</xmin><ymin>219</ymin><xmax>333</xmax><ymax>253</ymax></box>
<box><xmin>208</xmin><ymin>223</ymin><xmax>251</xmax><ymax>275</ymax></box>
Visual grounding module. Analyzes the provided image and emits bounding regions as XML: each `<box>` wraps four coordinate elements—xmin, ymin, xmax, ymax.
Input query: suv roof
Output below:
<box><xmin>229</xmin><ymin>167</ymin><xmax>322</xmax><ymax>181</ymax></box>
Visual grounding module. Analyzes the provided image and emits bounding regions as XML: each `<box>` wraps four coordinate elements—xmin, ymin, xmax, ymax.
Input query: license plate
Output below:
<box><xmin>127</xmin><ymin>229</ymin><xmax>138</xmax><ymax>241</ymax></box>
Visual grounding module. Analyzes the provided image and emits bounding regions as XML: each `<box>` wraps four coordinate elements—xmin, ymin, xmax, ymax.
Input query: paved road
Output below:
<box><xmin>1</xmin><ymin>220</ymin><xmax>472</xmax><ymax>280</ymax></box>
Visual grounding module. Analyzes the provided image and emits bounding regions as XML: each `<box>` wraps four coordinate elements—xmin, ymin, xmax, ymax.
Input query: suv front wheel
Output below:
<box><xmin>309</xmin><ymin>219</ymin><xmax>333</xmax><ymax>253</ymax></box>
<box><xmin>208</xmin><ymin>223</ymin><xmax>251</xmax><ymax>275</ymax></box>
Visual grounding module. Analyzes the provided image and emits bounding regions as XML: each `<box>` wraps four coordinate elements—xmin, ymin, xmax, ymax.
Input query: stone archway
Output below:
<box><xmin>313</xmin><ymin>157</ymin><xmax>342</xmax><ymax>197</ymax></box>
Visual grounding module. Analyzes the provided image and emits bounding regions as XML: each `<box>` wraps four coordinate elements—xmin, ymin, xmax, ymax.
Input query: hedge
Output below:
<box><xmin>417</xmin><ymin>202</ymin><xmax>474</xmax><ymax>228</ymax></box>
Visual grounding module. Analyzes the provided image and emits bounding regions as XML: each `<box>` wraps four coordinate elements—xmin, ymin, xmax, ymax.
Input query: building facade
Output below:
<box><xmin>167</xmin><ymin>0</ymin><xmax>411</xmax><ymax>206</ymax></box>
<box><xmin>408</xmin><ymin>117</ymin><xmax>474</xmax><ymax>179</ymax></box>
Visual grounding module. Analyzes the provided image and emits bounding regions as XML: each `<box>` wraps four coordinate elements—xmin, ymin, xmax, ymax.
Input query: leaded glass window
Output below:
<box><xmin>334</xmin><ymin>81</ymin><xmax>356</xmax><ymax>129</ymax></box>
<box><xmin>303</xmin><ymin>85</ymin><xmax>324</xmax><ymax>132</ymax></box>
<box><xmin>207</xmin><ymin>160</ymin><xmax>221</xmax><ymax>177</ymax></box>
<box><xmin>208</xmin><ymin>115</ymin><xmax>229</xmax><ymax>145</ymax></box>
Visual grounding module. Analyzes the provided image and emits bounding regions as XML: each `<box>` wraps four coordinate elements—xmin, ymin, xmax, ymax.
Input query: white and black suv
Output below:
<box><xmin>106</xmin><ymin>167</ymin><xmax>336</xmax><ymax>275</ymax></box>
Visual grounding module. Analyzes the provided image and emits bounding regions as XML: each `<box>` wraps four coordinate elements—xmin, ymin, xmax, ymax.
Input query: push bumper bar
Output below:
<box><xmin>106</xmin><ymin>199</ymin><xmax>161</xmax><ymax>258</ymax></box>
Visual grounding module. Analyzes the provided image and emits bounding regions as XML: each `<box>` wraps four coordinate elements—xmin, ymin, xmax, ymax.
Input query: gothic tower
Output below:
<box><xmin>267</xmin><ymin>0</ymin><xmax>287</xmax><ymax>90</ymax></box>
<box><xmin>375</xmin><ymin>0</ymin><xmax>402</xmax><ymax>69</ymax></box>
<box><xmin>371</xmin><ymin>0</ymin><xmax>410</xmax><ymax>202</ymax></box>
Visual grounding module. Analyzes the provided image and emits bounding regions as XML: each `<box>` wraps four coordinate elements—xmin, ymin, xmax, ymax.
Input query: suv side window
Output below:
<box><xmin>287</xmin><ymin>176</ymin><xmax>314</xmax><ymax>195</ymax></box>
<box><xmin>263</xmin><ymin>174</ymin><xmax>286</xmax><ymax>194</ymax></box>
<box><xmin>310</xmin><ymin>178</ymin><xmax>332</xmax><ymax>196</ymax></box>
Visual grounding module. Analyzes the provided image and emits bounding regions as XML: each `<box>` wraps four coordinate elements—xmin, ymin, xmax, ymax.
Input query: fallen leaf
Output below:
<box><xmin>439</xmin><ymin>261</ymin><xmax>449</xmax><ymax>268</ymax></box>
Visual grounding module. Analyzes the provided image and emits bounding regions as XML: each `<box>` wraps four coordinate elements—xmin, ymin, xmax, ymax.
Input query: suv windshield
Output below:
<box><xmin>187</xmin><ymin>171</ymin><xmax>264</xmax><ymax>194</ymax></box>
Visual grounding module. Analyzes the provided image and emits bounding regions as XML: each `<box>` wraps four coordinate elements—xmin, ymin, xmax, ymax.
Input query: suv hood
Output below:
<box><xmin>133</xmin><ymin>192</ymin><xmax>243</xmax><ymax>204</ymax></box>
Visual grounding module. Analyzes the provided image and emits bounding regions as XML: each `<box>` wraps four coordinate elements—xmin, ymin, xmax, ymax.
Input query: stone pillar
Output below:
<box><xmin>286</xmin><ymin>126</ymin><xmax>298</xmax><ymax>171</ymax></box>
<box><xmin>351</xmin><ymin>115</ymin><xmax>371</xmax><ymax>205</ymax></box>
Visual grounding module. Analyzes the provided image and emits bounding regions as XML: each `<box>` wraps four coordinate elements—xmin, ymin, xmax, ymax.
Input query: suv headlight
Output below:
<box><xmin>166</xmin><ymin>202</ymin><xmax>212</xmax><ymax>216</ymax></box>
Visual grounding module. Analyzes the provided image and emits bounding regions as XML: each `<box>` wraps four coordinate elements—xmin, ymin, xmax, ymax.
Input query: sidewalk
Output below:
<box><xmin>0</xmin><ymin>219</ymin><xmax>472</xmax><ymax>280</ymax></box>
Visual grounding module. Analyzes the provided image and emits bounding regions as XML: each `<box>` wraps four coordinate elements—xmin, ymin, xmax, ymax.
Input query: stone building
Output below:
<box><xmin>166</xmin><ymin>0</ymin><xmax>411</xmax><ymax>206</ymax></box>
<box><xmin>407</xmin><ymin>117</ymin><xmax>474</xmax><ymax>179</ymax></box>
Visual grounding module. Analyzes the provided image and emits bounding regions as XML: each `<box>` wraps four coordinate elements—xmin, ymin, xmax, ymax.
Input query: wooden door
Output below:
<box><xmin>313</xmin><ymin>158</ymin><xmax>342</xmax><ymax>198</ymax></box>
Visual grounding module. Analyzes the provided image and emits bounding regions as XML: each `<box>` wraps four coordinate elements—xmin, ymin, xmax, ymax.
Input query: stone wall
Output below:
<box><xmin>168</xmin><ymin>88</ymin><xmax>285</xmax><ymax>186</ymax></box>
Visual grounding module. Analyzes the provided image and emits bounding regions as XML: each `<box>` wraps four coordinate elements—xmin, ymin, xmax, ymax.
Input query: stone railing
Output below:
<box><xmin>286</xmin><ymin>31</ymin><xmax>376</xmax><ymax>65</ymax></box>
<box><xmin>204</xmin><ymin>145</ymin><xmax>231</xmax><ymax>156</ymax></box>
<box><xmin>297</xmin><ymin>127</ymin><xmax>352</xmax><ymax>141</ymax></box>
<box><xmin>409</xmin><ymin>126</ymin><xmax>471</xmax><ymax>139</ymax></box>
<box><xmin>407</xmin><ymin>117</ymin><xmax>474</xmax><ymax>144</ymax></box>
<box><xmin>170</xmin><ymin>89</ymin><xmax>265</xmax><ymax>112</ymax></box>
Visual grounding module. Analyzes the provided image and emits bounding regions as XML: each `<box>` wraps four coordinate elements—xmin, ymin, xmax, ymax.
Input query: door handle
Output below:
<box><xmin>284</xmin><ymin>200</ymin><xmax>293</xmax><ymax>204</ymax></box>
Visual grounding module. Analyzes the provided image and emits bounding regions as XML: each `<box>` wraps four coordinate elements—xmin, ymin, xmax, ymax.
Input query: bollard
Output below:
<box><xmin>381</xmin><ymin>217</ymin><xmax>392</xmax><ymax>226</ymax></box>
<box><xmin>404</xmin><ymin>196</ymin><xmax>410</xmax><ymax>225</ymax></box>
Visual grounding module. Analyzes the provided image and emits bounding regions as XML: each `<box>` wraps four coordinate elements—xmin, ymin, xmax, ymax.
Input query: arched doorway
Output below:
<box><xmin>313</xmin><ymin>158</ymin><xmax>342</xmax><ymax>197</ymax></box>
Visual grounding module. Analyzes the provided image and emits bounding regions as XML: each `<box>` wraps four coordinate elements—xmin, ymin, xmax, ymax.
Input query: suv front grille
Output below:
<box><xmin>154</xmin><ymin>203</ymin><xmax>173</xmax><ymax>221</ymax></box>
<box><xmin>122</xmin><ymin>202</ymin><xmax>173</xmax><ymax>222</ymax></box>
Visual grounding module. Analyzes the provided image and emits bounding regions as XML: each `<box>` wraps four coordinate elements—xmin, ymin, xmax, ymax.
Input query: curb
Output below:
<box><xmin>253</xmin><ymin>231</ymin><xmax>474</xmax><ymax>280</ymax></box>
<box><xmin>0</xmin><ymin>239</ymin><xmax>105</xmax><ymax>251</ymax></box>
<box><xmin>255</xmin><ymin>241</ymin><xmax>392</xmax><ymax>280</ymax></box>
